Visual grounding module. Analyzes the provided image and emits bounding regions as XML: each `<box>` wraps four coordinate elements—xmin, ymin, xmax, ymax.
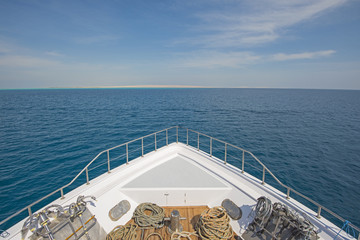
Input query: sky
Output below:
<box><xmin>0</xmin><ymin>0</ymin><xmax>360</xmax><ymax>89</ymax></box>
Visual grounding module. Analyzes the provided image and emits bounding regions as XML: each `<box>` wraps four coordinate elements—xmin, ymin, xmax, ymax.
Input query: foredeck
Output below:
<box><xmin>124</xmin><ymin>206</ymin><xmax>240</xmax><ymax>240</ymax></box>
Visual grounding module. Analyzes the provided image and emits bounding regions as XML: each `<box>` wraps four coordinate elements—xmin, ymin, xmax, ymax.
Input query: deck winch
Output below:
<box><xmin>243</xmin><ymin>196</ymin><xmax>318</xmax><ymax>240</ymax></box>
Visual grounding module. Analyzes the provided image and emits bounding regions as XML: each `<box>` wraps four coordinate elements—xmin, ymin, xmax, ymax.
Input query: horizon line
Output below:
<box><xmin>0</xmin><ymin>85</ymin><xmax>359</xmax><ymax>91</ymax></box>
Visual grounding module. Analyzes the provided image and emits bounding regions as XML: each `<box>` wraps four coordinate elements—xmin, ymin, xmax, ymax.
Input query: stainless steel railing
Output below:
<box><xmin>0</xmin><ymin>126</ymin><xmax>178</xmax><ymax>227</ymax></box>
<box><xmin>180</xmin><ymin>127</ymin><xmax>360</xmax><ymax>239</ymax></box>
<box><xmin>1</xmin><ymin>126</ymin><xmax>359</xmax><ymax>240</ymax></box>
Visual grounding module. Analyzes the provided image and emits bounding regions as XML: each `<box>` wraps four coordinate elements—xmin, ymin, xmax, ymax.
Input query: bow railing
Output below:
<box><xmin>0</xmin><ymin>126</ymin><xmax>178</xmax><ymax>228</ymax></box>
<box><xmin>179</xmin><ymin>126</ymin><xmax>360</xmax><ymax>240</ymax></box>
<box><xmin>1</xmin><ymin>126</ymin><xmax>359</xmax><ymax>239</ymax></box>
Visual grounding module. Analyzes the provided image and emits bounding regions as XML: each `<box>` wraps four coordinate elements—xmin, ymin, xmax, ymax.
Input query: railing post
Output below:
<box><xmin>141</xmin><ymin>137</ymin><xmax>144</xmax><ymax>157</ymax></box>
<box><xmin>155</xmin><ymin>133</ymin><xmax>157</xmax><ymax>151</ymax></box>
<box><xmin>317</xmin><ymin>206</ymin><xmax>322</xmax><ymax>219</ymax></box>
<box><xmin>262</xmin><ymin>167</ymin><xmax>265</xmax><ymax>185</ymax></box>
<box><xmin>28</xmin><ymin>206</ymin><xmax>32</xmax><ymax>216</ymax></box>
<box><xmin>210</xmin><ymin>138</ymin><xmax>212</xmax><ymax>157</ymax></box>
<box><xmin>242</xmin><ymin>151</ymin><xmax>245</xmax><ymax>173</ymax></box>
<box><xmin>186</xmin><ymin>129</ymin><xmax>189</xmax><ymax>146</ymax></box>
<box><xmin>197</xmin><ymin>133</ymin><xmax>200</xmax><ymax>151</ymax></box>
<box><xmin>224</xmin><ymin>143</ymin><xmax>227</xmax><ymax>164</ymax></box>
<box><xmin>60</xmin><ymin>188</ymin><xmax>65</xmax><ymax>199</ymax></box>
<box><xmin>86</xmin><ymin>167</ymin><xmax>89</xmax><ymax>185</ymax></box>
<box><xmin>126</xmin><ymin>143</ymin><xmax>129</xmax><ymax>164</ymax></box>
<box><xmin>286</xmin><ymin>188</ymin><xmax>291</xmax><ymax>199</ymax></box>
<box><xmin>176</xmin><ymin>126</ymin><xmax>178</xmax><ymax>143</ymax></box>
<box><xmin>107</xmin><ymin>150</ymin><xmax>111</xmax><ymax>173</ymax></box>
<box><xmin>166</xmin><ymin>129</ymin><xmax>168</xmax><ymax>146</ymax></box>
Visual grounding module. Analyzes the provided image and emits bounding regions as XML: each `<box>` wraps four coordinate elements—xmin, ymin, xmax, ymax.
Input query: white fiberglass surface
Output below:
<box><xmin>123</xmin><ymin>155</ymin><xmax>227</xmax><ymax>188</ymax></box>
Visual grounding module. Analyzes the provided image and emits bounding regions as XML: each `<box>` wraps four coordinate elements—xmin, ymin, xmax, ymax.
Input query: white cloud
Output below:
<box><xmin>182</xmin><ymin>0</ymin><xmax>347</xmax><ymax>47</ymax></box>
<box><xmin>272</xmin><ymin>50</ymin><xmax>336</xmax><ymax>61</ymax></box>
<box><xmin>0</xmin><ymin>55</ymin><xmax>61</xmax><ymax>68</ymax></box>
<box><xmin>45</xmin><ymin>51</ymin><xmax>64</xmax><ymax>57</ymax></box>
<box><xmin>0</xmin><ymin>46</ymin><xmax>11</xmax><ymax>54</ymax></box>
<box><xmin>178</xmin><ymin>51</ymin><xmax>261</xmax><ymax>68</ymax></box>
<box><xmin>178</xmin><ymin>49</ymin><xmax>336</xmax><ymax>68</ymax></box>
<box><xmin>0</xmin><ymin>40</ymin><xmax>16</xmax><ymax>53</ymax></box>
<box><xmin>73</xmin><ymin>35</ymin><xmax>120</xmax><ymax>44</ymax></box>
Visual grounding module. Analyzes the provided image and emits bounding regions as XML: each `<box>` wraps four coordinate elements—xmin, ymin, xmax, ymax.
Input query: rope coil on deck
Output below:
<box><xmin>106</xmin><ymin>223</ymin><xmax>138</xmax><ymax>240</ymax></box>
<box><xmin>170</xmin><ymin>231</ymin><xmax>198</xmax><ymax>240</ymax></box>
<box><xmin>133</xmin><ymin>203</ymin><xmax>165</xmax><ymax>228</ymax></box>
<box><xmin>145</xmin><ymin>232</ymin><xmax>163</xmax><ymax>240</ymax></box>
<box><xmin>195</xmin><ymin>206</ymin><xmax>233</xmax><ymax>240</ymax></box>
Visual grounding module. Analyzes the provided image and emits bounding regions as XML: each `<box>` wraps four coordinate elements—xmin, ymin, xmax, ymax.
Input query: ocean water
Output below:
<box><xmin>0</xmin><ymin>88</ymin><xmax>359</xmax><ymax>232</ymax></box>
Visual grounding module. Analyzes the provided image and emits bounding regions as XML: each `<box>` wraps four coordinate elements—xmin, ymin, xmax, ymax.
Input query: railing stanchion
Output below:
<box><xmin>186</xmin><ymin>129</ymin><xmax>189</xmax><ymax>146</ymax></box>
<box><xmin>60</xmin><ymin>188</ymin><xmax>64</xmax><ymax>199</ymax></box>
<box><xmin>210</xmin><ymin>138</ymin><xmax>213</xmax><ymax>157</ymax></box>
<box><xmin>176</xmin><ymin>126</ymin><xmax>178</xmax><ymax>143</ymax></box>
<box><xmin>155</xmin><ymin>133</ymin><xmax>157</xmax><ymax>151</ymax></box>
<box><xmin>262</xmin><ymin>167</ymin><xmax>265</xmax><ymax>185</ymax></box>
<box><xmin>166</xmin><ymin>129</ymin><xmax>168</xmax><ymax>146</ymax></box>
<box><xmin>286</xmin><ymin>188</ymin><xmax>291</xmax><ymax>199</ymax></box>
<box><xmin>317</xmin><ymin>207</ymin><xmax>322</xmax><ymax>219</ymax></box>
<box><xmin>107</xmin><ymin>150</ymin><xmax>111</xmax><ymax>173</ymax></box>
<box><xmin>126</xmin><ymin>143</ymin><xmax>129</xmax><ymax>164</ymax></box>
<box><xmin>86</xmin><ymin>167</ymin><xmax>89</xmax><ymax>185</ymax></box>
<box><xmin>224</xmin><ymin>143</ymin><xmax>227</xmax><ymax>164</ymax></box>
<box><xmin>197</xmin><ymin>133</ymin><xmax>200</xmax><ymax>151</ymax></box>
<box><xmin>28</xmin><ymin>207</ymin><xmax>32</xmax><ymax>217</ymax></box>
<box><xmin>242</xmin><ymin>151</ymin><xmax>245</xmax><ymax>173</ymax></box>
<box><xmin>141</xmin><ymin>137</ymin><xmax>144</xmax><ymax>157</ymax></box>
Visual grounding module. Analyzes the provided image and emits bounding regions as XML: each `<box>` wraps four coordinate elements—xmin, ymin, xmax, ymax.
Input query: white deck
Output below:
<box><xmin>5</xmin><ymin>142</ymin><xmax>354</xmax><ymax>240</ymax></box>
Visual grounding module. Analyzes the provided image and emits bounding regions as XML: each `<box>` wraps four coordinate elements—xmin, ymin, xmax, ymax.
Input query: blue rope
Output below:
<box><xmin>335</xmin><ymin>220</ymin><xmax>356</xmax><ymax>239</ymax></box>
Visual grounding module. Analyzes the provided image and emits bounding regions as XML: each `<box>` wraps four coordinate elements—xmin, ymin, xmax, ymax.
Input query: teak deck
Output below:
<box><xmin>125</xmin><ymin>206</ymin><xmax>240</xmax><ymax>240</ymax></box>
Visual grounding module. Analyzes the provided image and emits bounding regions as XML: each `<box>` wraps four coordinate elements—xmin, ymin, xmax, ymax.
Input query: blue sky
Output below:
<box><xmin>0</xmin><ymin>0</ymin><xmax>359</xmax><ymax>89</ymax></box>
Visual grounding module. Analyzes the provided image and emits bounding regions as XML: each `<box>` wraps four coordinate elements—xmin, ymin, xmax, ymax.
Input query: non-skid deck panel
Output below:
<box><xmin>123</xmin><ymin>206</ymin><xmax>240</xmax><ymax>240</ymax></box>
<box><xmin>123</xmin><ymin>156</ymin><xmax>227</xmax><ymax>188</ymax></box>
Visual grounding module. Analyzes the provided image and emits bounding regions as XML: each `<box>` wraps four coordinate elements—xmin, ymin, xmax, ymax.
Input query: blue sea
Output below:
<box><xmin>0</xmin><ymin>88</ymin><xmax>359</xmax><ymax>232</ymax></box>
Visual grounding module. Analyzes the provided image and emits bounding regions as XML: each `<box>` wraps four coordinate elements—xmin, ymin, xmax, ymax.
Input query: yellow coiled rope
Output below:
<box><xmin>106</xmin><ymin>223</ymin><xmax>138</xmax><ymax>240</ymax></box>
<box><xmin>196</xmin><ymin>206</ymin><xmax>233</xmax><ymax>240</ymax></box>
<box><xmin>133</xmin><ymin>203</ymin><xmax>165</xmax><ymax>228</ymax></box>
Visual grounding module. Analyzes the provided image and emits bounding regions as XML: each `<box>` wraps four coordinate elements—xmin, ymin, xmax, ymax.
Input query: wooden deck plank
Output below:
<box><xmin>124</xmin><ymin>205</ymin><xmax>240</xmax><ymax>240</ymax></box>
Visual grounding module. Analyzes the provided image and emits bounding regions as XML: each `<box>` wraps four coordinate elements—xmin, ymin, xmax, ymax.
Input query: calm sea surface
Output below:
<box><xmin>0</xmin><ymin>88</ymin><xmax>359</xmax><ymax>230</ymax></box>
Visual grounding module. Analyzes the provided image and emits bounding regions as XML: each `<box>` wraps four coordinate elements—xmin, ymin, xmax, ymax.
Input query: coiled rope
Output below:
<box><xmin>196</xmin><ymin>206</ymin><xmax>233</xmax><ymax>240</ymax></box>
<box><xmin>145</xmin><ymin>232</ymin><xmax>163</xmax><ymax>240</ymax></box>
<box><xmin>133</xmin><ymin>203</ymin><xmax>165</xmax><ymax>228</ymax></box>
<box><xmin>170</xmin><ymin>231</ymin><xmax>198</xmax><ymax>240</ymax></box>
<box><xmin>254</xmin><ymin>196</ymin><xmax>272</xmax><ymax>226</ymax></box>
<box><xmin>106</xmin><ymin>223</ymin><xmax>138</xmax><ymax>240</ymax></box>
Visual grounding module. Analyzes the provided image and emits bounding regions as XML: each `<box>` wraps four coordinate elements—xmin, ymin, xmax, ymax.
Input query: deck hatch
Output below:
<box><xmin>123</xmin><ymin>156</ymin><xmax>227</xmax><ymax>188</ymax></box>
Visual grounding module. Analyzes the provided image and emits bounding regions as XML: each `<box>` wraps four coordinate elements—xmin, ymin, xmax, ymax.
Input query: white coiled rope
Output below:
<box><xmin>133</xmin><ymin>202</ymin><xmax>165</xmax><ymax>228</ymax></box>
